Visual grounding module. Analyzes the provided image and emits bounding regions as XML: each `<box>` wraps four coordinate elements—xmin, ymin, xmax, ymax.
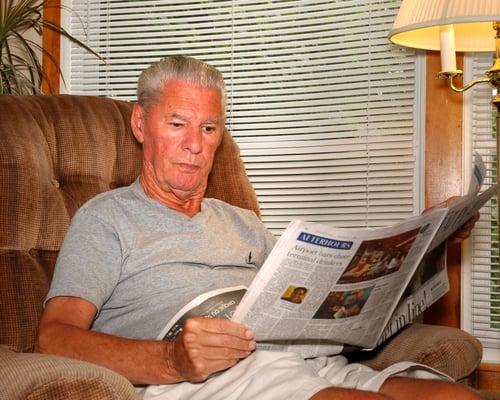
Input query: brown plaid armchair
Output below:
<box><xmin>0</xmin><ymin>94</ymin><xmax>483</xmax><ymax>399</ymax></box>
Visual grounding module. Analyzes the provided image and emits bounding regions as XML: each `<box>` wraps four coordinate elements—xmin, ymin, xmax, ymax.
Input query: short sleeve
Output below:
<box><xmin>46</xmin><ymin>207</ymin><xmax>123</xmax><ymax>314</ymax></box>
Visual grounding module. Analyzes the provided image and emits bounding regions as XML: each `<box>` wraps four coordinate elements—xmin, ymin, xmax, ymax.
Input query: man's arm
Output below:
<box><xmin>36</xmin><ymin>296</ymin><xmax>255</xmax><ymax>385</ymax></box>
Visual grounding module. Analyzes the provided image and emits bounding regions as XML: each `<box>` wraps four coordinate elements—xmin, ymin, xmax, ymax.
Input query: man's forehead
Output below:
<box><xmin>157</xmin><ymin>81</ymin><xmax>223</xmax><ymax>112</ymax></box>
<box><xmin>168</xmin><ymin>112</ymin><xmax>224</xmax><ymax>125</ymax></box>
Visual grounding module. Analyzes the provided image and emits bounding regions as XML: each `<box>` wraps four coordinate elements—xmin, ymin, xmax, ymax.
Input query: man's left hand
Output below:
<box><xmin>448</xmin><ymin>211</ymin><xmax>480</xmax><ymax>245</ymax></box>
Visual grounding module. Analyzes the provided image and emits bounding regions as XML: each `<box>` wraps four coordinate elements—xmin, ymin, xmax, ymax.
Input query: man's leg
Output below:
<box><xmin>379</xmin><ymin>376</ymin><xmax>481</xmax><ymax>400</ymax></box>
<box><xmin>311</xmin><ymin>387</ymin><xmax>389</xmax><ymax>400</ymax></box>
<box><xmin>310</xmin><ymin>377</ymin><xmax>481</xmax><ymax>400</ymax></box>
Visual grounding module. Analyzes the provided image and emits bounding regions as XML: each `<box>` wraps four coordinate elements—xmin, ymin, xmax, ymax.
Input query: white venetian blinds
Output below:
<box><xmin>463</xmin><ymin>53</ymin><xmax>500</xmax><ymax>363</ymax></box>
<box><xmin>62</xmin><ymin>0</ymin><xmax>421</xmax><ymax>235</ymax></box>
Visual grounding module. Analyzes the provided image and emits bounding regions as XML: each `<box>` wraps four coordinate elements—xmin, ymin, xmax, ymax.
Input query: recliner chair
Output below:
<box><xmin>0</xmin><ymin>94</ymin><xmax>484</xmax><ymax>399</ymax></box>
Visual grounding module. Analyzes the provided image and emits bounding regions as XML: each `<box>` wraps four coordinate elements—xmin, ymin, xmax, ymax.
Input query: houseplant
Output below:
<box><xmin>0</xmin><ymin>0</ymin><xmax>101</xmax><ymax>94</ymax></box>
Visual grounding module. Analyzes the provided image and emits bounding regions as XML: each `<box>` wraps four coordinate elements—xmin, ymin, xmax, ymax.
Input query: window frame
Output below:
<box><xmin>461</xmin><ymin>53</ymin><xmax>500</xmax><ymax>364</ymax></box>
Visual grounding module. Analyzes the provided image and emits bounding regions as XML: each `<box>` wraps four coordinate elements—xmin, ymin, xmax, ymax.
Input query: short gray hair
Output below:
<box><xmin>137</xmin><ymin>56</ymin><xmax>227</xmax><ymax>115</ymax></box>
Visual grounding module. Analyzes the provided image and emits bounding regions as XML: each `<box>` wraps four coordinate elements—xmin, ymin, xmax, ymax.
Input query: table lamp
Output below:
<box><xmin>388</xmin><ymin>0</ymin><xmax>500</xmax><ymax>176</ymax></box>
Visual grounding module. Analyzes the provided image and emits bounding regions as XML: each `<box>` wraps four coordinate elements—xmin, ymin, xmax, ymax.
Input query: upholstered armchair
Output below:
<box><xmin>0</xmin><ymin>94</ymin><xmax>484</xmax><ymax>399</ymax></box>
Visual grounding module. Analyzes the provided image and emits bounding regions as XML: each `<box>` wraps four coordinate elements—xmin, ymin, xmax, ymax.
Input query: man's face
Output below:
<box><xmin>290</xmin><ymin>288</ymin><xmax>306</xmax><ymax>303</ymax></box>
<box><xmin>133</xmin><ymin>80</ymin><xmax>224</xmax><ymax>199</ymax></box>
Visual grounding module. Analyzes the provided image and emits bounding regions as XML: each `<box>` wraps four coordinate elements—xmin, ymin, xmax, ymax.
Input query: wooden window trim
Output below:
<box><xmin>42</xmin><ymin>0</ymin><xmax>61</xmax><ymax>94</ymax></box>
<box><xmin>423</xmin><ymin>51</ymin><xmax>464</xmax><ymax>328</ymax></box>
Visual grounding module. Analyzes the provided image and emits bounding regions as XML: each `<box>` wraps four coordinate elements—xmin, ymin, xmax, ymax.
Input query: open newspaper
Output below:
<box><xmin>158</xmin><ymin>154</ymin><xmax>498</xmax><ymax>358</ymax></box>
<box><xmin>376</xmin><ymin>241</ymin><xmax>448</xmax><ymax>346</ymax></box>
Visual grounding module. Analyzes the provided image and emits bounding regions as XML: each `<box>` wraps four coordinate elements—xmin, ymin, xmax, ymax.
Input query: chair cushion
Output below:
<box><xmin>206</xmin><ymin>127</ymin><xmax>261</xmax><ymax>217</ymax></box>
<box><xmin>0</xmin><ymin>95</ymin><xmax>142</xmax><ymax>252</ymax></box>
<box><xmin>0</xmin><ymin>250</ymin><xmax>58</xmax><ymax>352</ymax></box>
<box><xmin>0</xmin><ymin>346</ymin><xmax>139</xmax><ymax>400</ymax></box>
<box><xmin>351</xmin><ymin>323</ymin><xmax>482</xmax><ymax>381</ymax></box>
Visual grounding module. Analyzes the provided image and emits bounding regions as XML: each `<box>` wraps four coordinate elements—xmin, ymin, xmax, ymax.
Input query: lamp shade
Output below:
<box><xmin>389</xmin><ymin>0</ymin><xmax>500</xmax><ymax>52</ymax></box>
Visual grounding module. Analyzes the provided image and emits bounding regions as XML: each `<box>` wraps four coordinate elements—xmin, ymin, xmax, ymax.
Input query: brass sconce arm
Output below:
<box><xmin>437</xmin><ymin>72</ymin><xmax>491</xmax><ymax>93</ymax></box>
<box><xmin>437</xmin><ymin>22</ymin><xmax>500</xmax><ymax>96</ymax></box>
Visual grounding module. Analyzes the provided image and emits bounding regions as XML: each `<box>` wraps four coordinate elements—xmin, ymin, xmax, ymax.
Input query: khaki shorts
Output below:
<box><xmin>139</xmin><ymin>350</ymin><xmax>451</xmax><ymax>400</ymax></box>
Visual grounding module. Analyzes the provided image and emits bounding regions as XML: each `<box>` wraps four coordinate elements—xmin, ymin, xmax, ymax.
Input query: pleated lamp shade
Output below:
<box><xmin>389</xmin><ymin>0</ymin><xmax>500</xmax><ymax>52</ymax></box>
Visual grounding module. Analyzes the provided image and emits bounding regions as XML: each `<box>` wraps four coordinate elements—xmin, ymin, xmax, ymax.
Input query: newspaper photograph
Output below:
<box><xmin>377</xmin><ymin>241</ymin><xmax>449</xmax><ymax>345</ymax></box>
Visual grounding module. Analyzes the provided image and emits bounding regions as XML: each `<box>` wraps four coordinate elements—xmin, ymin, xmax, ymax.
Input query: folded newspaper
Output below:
<box><xmin>158</xmin><ymin>154</ymin><xmax>498</xmax><ymax>358</ymax></box>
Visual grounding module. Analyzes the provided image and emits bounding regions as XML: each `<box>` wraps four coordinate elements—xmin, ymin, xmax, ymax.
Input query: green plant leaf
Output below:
<box><xmin>0</xmin><ymin>0</ymin><xmax>103</xmax><ymax>94</ymax></box>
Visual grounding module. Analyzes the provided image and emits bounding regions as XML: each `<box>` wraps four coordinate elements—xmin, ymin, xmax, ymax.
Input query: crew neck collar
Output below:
<box><xmin>131</xmin><ymin>178</ymin><xmax>209</xmax><ymax>221</ymax></box>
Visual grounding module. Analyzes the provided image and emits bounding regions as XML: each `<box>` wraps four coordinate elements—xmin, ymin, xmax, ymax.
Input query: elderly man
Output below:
<box><xmin>36</xmin><ymin>56</ymin><xmax>480</xmax><ymax>400</ymax></box>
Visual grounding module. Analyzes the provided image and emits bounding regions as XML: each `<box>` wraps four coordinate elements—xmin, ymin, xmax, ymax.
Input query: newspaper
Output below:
<box><xmin>376</xmin><ymin>241</ymin><xmax>448</xmax><ymax>346</ymax></box>
<box><xmin>158</xmin><ymin>154</ymin><xmax>497</xmax><ymax>358</ymax></box>
<box><xmin>157</xmin><ymin>286</ymin><xmax>247</xmax><ymax>341</ymax></box>
<box><xmin>230</xmin><ymin>209</ymin><xmax>449</xmax><ymax>354</ymax></box>
<box><xmin>378</xmin><ymin>153</ymin><xmax>489</xmax><ymax>344</ymax></box>
<box><xmin>427</xmin><ymin>153</ymin><xmax>490</xmax><ymax>251</ymax></box>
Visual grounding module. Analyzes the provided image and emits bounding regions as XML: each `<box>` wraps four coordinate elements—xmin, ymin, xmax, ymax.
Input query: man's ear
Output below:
<box><xmin>131</xmin><ymin>103</ymin><xmax>145</xmax><ymax>143</ymax></box>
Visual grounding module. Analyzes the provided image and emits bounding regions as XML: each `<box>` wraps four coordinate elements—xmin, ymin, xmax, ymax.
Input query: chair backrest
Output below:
<box><xmin>0</xmin><ymin>94</ymin><xmax>260</xmax><ymax>352</ymax></box>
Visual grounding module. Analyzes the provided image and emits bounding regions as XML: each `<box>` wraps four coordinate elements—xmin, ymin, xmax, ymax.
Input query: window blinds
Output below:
<box><xmin>62</xmin><ymin>0</ymin><xmax>421</xmax><ymax>235</ymax></box>
<box><xmin>463</xmin><ymin>53</ymin><xmax>500</xmax><ymax>363</ymax></box>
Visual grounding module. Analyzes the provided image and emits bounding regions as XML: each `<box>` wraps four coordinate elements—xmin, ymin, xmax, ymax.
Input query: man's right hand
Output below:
<box><xmin>166</xmin><ymin>317</ymin><xmax>256</xmax><ymax>382</ymax></box>
<box><xmin>37</xmin><ymin>297</ymin><xmax>255</xmax><ymax>384</ymax></box>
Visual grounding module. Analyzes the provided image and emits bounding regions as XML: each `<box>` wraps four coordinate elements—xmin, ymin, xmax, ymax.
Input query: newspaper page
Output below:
<box><xmin>376</xmin><ymin>241</ymin><xmax>448</xmax><ymax>345</ymax></box>
<box><xmin>468</xmin><ymin>152</ymin><xmax>487</xmax><ymax>195</ymax></box>
<box><xmin>428</xmin><ymin>153</ymin><xmax>497</xmax><ymax>251</ymax></box>
<box><xmin>231</xmin><ymin>208</ymin><xmax>448</xmax><ymax>355</ymax></box>
<box><xmin>157</xmin><ymin>286</ymin><xmax>247</xmax><ymax>341</ymax></box>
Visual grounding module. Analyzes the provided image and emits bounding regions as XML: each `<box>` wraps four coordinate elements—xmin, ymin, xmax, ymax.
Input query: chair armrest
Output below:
<box><xmin>348</xmin><ymin>323</ymin><xmax>482</xmax><ymax>381</ymax></box>
<box><xmin>0</xmin><ymin>346</ymin><xmax>140</xmax><ymax>400</ymax></box>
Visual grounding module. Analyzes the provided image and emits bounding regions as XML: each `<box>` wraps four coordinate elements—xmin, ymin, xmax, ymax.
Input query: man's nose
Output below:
<box><xmin>183</xmin><ymin>127</ymin><xmax>203</xmax><ymax>154</ymax></box>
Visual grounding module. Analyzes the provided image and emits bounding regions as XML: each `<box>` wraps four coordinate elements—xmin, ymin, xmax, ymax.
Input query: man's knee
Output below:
<box><xmin>427</xmin><ymin>381</ymin><xmax>481</xmax><ymax>400</ymax></box>
<box><xmin>381</xmin><ymin>376</ymin><xmax>481</xmax><ymax>400</ymax></box>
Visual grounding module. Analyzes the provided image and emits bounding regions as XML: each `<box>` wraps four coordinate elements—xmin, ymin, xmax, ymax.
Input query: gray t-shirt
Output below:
<box><xmin>47</xmin><ymin>180</ymin><xmax>276</xmax><ymax>340</ymax></box>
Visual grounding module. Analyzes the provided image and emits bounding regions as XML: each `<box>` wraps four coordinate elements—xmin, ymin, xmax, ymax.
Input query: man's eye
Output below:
<box><xmin>170</xmin><ymin>122</ymin><xmax>184</xmax><ymax>128</ymax></box>
<box><xmin>203</xmin><ymin>126</ymin><xmax>216</xmax><ymax>134</ymax></box>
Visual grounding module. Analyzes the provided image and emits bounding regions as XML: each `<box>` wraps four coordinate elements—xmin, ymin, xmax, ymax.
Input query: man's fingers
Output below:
<box><xmin>181</xmin><ymin>332</ymin><xmax>251</xmax><ymax>360</ymax></box>
<box><xmin>188</xmin><ymin>317</ymin><xmax>254</xmax><ymax>339</ymax></box>
<box><xmin>443</xmin><ymin>196</ymin><xmax>461</xmax><ymax>207</ymax></box>
<box><xmin>459</xmin><ymin>212</ymin><xmax>480</xmax><ymax>233</ymax></box>
<box><xmin>183</xmin><ymin>318</ymin><xmax>256</xmax><ymax>353</ymax></box>
<box><xmin>449</xmin><ymin>212</ymin><xmax>480</xmax><ymax>244</ymax></box>
<box><xmin>191</xmin><ymin>332</ymin><xmax>256</xmax><ymax>354</ymax></box>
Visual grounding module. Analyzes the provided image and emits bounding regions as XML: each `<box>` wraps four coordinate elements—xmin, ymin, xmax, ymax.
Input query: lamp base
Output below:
<box><xmin>487</xmin><ymin>58</ymin><xmax>500</xmax><ymax>87</ymax></box>
<box><xmin>437</xmin><ymin>70</ymin><xmax>463</xmax><ymax>79</ymax></box>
